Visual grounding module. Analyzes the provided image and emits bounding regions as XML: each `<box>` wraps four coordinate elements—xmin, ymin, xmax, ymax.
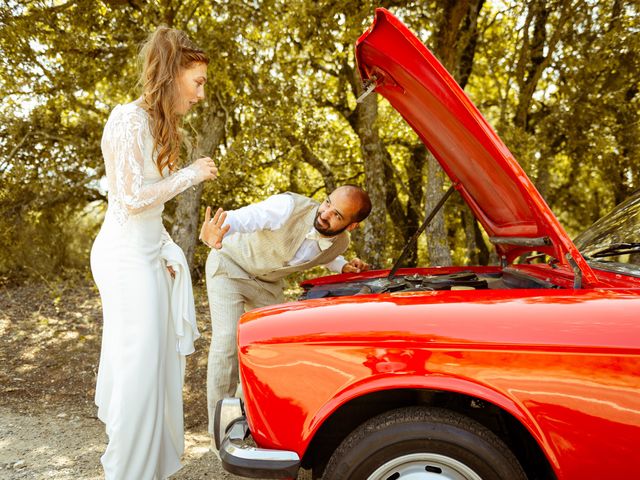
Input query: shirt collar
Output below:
<box><xmin>306</xmin><ymin>227</ymin><xmax>335</xmax><ymax>251</ymax></box>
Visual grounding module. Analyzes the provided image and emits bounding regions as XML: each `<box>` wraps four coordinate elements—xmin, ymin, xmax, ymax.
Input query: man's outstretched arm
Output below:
<box><xmin>199</xmin><ymin>194</ymin><xmax>294</xmax><ymax>248</ymax></box>
<box><xmin>199</xmin><ymin>206</ymin><xmax>229</xmax><ymax>249</ymax></box>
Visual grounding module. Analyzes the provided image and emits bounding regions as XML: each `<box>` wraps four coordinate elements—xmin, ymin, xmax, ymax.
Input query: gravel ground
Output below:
<box><xmin>0</xmin><ymin>276</ymin><xmax>252</xmax><ymax>479</ymax></box>
<box><xmin>0</xmin><ymin>404</ymin><xmax>242</xmax><ymax>479</ymax></box>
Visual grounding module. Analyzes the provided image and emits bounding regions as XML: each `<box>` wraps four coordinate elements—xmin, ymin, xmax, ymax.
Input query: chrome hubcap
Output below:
<box><xmin>366</xmin><ymin>453</ymin><xmax>483</xmax><ymax>480</ymax></box>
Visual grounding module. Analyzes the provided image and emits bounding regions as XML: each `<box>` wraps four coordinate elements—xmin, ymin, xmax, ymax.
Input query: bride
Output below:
<box><xmin>91</xmin><ymin>26</ymin><xmax>226</xmax><ymax>479</ymax></box>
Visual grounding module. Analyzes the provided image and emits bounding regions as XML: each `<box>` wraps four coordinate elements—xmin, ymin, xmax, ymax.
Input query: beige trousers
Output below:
<box><xmin>205</xmin><ymin>252</ymin><xmax>283</xmax><ymax>434</ymax></box>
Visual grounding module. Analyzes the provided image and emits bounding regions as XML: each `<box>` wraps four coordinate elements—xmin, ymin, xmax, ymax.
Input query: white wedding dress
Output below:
<box><xmin>91</xmin><ymin>102</ymin><xmax>201</xmax><ymax>479</ymax></box>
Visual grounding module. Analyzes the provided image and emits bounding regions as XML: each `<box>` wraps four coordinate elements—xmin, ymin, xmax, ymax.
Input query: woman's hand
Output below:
<box><xmin>167</xmin><ymin>266</ymin><xmax>176</xmax><ymax>279</ymax></box>
<box><xmin>191</xmin><ymin>156</ymin><xmax>218</xmax><ymax>182</ymax></box>
<box><xmin>199</xmin><ymin>206</ymin><xmax>230</xmax><ymax>249</ymax></box>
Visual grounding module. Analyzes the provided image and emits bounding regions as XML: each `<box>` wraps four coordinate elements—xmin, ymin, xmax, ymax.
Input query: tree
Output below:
<box><xmin>1</xmin><ymin>0</ymin><xmax>638</xmax><ymax>281</ymax></box>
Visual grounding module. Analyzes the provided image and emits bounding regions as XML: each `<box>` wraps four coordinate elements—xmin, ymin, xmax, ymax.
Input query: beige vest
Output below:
<box><xmin>212</xmin><ymin>193</ymin><xmax>350</xmax><ymax>284</ymax></box>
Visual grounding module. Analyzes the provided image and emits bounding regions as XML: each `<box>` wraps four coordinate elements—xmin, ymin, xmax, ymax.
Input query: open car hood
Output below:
<box><xmin>355</xmin><ymin>8</ymin><xmax>595</xmax><ymax>281</ymax></box>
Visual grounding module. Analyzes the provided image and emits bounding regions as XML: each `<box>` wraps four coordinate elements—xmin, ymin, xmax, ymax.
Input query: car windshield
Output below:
<box><xmin>573</xmin><ymin>190</ymin><xmax>640</xmax><ymax>274</ymax></box>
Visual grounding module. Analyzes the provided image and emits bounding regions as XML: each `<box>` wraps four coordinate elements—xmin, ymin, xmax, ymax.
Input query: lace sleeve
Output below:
<box><xmin>107</xmin><ymin>107</ymin><xmax>200</xmax><ymax>215</ymax></box>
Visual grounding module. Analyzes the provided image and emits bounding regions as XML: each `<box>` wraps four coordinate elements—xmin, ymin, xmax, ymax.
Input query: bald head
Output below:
<box><xmin>314</xmin><ymin>185</ymin><xmax>371</xmax><ymax>237</ymax></box>
<box><xmin>331</xmin><ymin>185</ymin><xmax>372</xmax><ymax>223</ymax></box>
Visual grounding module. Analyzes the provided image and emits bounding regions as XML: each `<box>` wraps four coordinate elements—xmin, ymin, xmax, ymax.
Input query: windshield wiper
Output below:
<box><xmin>588</xmin><ymin>242</ymin><xmax>640</xmax><ymax>259</ymax></box>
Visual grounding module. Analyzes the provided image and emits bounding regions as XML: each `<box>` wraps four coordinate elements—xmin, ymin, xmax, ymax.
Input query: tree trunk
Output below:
<box><xmin>514</xmin><ymin>0</ymin><xmax>572</xmax><ymax>131</ymax></box>
<box><xmin>382</xmin><ymin>156</ymin><xmax>411</xmax><ymax>261</ymax></box>
<box><xmin>612</xmin><ymin>84</ymin><xmax>638</xmax><ymax>204</ymax></box>
<box><xmin>171</xmin><ymin>183</ymin><xmax>204</xmax><ymax>271</ymax></box>
<box><xmin>450</xmin><ymin>0</ymin><xmax>485</xmax><ymax>263</ymax></box>
<box><xmin>355</xmin><ymin>90</ymin><xmax>388</xmax><ymax>268</ymax></box>
<box><xmin>455</xmin><ymin>0</ymin><xmax>485</xmax><ymax>89</ymax></box>
<box><xmin>425</xmin><ymin>154</ymin><xmax>452</xmax><ymax>265</ymax></box>
<box><xmin>512</xmin><ymin>0</ymin><xmax>572</xmax><ymax>202</ymax></box>
<box><xmin>462</xmin><ymin>208</ymin><xmax>479</xmax><ymax>265</ymax></box>
<box><xmin>425</xmin><ymin>0</ymin><xmax>486</xmax><ymax>267</ymax></box>
<box><xmin>171</xmin><ymin>99</ymin><xmax>227</xmax><ymax>272</ymax></box>
<box><xmin>403</xmin><ymin>144</ymin><xmax>427</xmax><ymax>266</ymax></box>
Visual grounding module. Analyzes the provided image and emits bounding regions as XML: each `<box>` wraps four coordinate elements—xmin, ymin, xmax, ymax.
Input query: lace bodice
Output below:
<box><xmin>101</xmin><ymin>102</ymin><xmax>199</xmax><ymax>224</ymax></box>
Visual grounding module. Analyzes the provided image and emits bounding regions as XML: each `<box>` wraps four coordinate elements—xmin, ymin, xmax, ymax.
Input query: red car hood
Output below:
<box><xmin>355</xmin><ymin>8</ymin><xmax>594</xmax><ymax>281</ymax></box>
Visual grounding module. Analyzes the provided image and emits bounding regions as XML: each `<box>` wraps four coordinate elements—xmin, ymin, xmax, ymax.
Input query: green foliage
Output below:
<box><xmin>1</xmin><ymin>0</ymin><xmax>638</xmax><ymax>281</ymax></box>
<box><xmin>472</xmin><ymin>0</ymin><xmax>640</xmax><ymax>239</ymax></box>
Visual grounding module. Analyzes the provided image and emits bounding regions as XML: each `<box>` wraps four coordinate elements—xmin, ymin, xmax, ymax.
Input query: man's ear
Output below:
<box><xmin>346</xmin><ymin>222</ymin><xmax>359</xmax><ymax>232</ymax></box>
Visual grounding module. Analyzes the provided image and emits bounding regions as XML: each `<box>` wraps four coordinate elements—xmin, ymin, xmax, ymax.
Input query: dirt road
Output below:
<box><xmin>0</xmin><ymin>277</ymin><xmax>247</xmax><ymax>479</ymax></box>
<box><xmin>0</xmin><ymin>405</ymin><xmax>243</xmax><ymax>479</ymax></box>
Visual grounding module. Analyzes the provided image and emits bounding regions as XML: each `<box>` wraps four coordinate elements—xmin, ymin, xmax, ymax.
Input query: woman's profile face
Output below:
<box><xmin>175</xmin><ymin>62</ymin><xmax>207</xmax><ymax>115</ymax></box>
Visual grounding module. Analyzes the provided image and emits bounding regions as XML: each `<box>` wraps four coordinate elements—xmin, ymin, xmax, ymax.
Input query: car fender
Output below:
<box><xmin>303</xmin><ymin>373</ymin><xmax>559</xmax><ymax>471</ymax></box>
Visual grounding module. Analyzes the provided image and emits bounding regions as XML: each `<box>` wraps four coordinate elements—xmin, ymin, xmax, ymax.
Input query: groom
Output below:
<box><xmin>199</xmin><ymin>185</ymin><xmax>372</xmax><ymax>435</ymax></box>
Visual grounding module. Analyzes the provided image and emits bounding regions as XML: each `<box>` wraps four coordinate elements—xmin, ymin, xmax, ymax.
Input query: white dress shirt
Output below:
<box><xmin>223</xmin><ymin>194</ymin><xmax>347</xmax><ymax>273</ymax></box>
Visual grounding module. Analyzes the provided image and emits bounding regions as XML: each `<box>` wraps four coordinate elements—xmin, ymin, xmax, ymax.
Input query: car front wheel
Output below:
<box><xmin>321</xmin><ymin>407</ymin><xmax>527</xmax><ymax>480</ymax></box>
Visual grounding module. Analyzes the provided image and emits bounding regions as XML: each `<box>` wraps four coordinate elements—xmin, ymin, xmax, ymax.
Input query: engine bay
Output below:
<box><xmin>300</xmin><ymin>269</ymin><xmax>559</xmax><ymax>300</ymax></box>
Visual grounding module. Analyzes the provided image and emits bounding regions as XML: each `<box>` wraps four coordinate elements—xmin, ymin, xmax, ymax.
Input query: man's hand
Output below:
<box><xmin>199</xmin><ymin>206</ymin><xmax>230</xmax><ymax>249</ymax></box>
<box><xmin>342</xmin><ymin>258</ymin><xmax>370</xmax><ymax>274</ymax></box>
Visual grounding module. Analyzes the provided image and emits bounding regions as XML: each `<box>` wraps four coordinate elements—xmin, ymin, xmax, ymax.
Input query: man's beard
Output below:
<box><xmin>314</xmin><ymin>210</ymin><xmax>348</xmax><ymax>237</ymax></box>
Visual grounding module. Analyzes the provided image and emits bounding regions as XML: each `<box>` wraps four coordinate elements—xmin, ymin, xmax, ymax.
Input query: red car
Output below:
<box><xmin>214</xmin><ymin>8</ymin><xmax>640</xmax><ymax>480</ymax></box>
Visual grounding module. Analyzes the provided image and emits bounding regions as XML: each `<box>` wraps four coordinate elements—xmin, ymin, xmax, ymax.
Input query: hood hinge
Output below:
<box><xmin>356</xmin><ymin>75</ymin><xmax>378</xmax><ymax>103</ymax></box>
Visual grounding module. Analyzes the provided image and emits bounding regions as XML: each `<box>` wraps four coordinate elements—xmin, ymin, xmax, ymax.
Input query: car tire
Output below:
<box><xmin>321</xmin><ymin>407</ymin><xmax>527</xmax><ymax>480</ymax></box>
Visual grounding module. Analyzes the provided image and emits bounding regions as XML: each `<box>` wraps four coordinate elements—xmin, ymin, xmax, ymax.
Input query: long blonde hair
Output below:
<box><xmin>138</xmin><ymin>26</ymin><xmax>209</xmax><ymax>174</ymax></box>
